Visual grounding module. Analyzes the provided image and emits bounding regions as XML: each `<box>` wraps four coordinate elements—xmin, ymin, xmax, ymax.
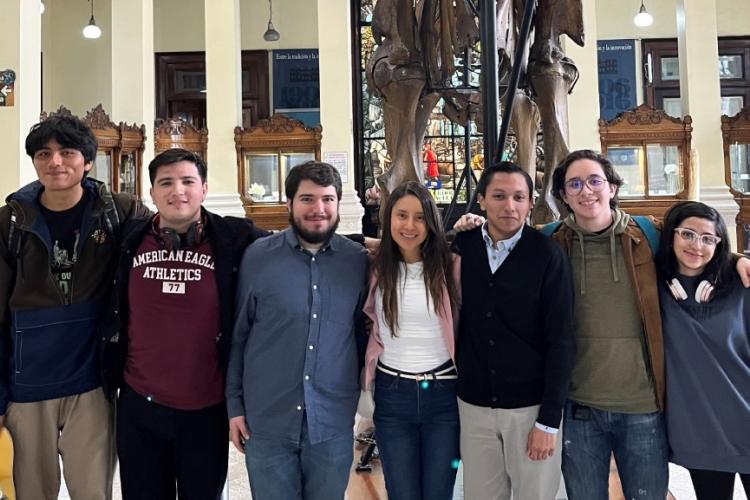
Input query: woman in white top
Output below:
<box><xmin>362</xmin><ymin>181</ymin><xmax>460</xmax><ymax>500</ymax></box>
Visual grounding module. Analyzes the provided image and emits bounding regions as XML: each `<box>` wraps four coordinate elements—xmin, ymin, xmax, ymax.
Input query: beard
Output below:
<box><xmin>289</xmin><ymin>213</ymin><xmax>340</xmax><ymax>245</ymax></box>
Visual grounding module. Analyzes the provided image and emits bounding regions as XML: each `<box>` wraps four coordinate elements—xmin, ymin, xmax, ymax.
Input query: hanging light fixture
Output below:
<box><xmin>633</xmin><ymin>0</ymin><xmax>654</xmax><ymax>27</ymax></box>
<box><xmin>263</xmin><ymin>0</ymin><xmax>280</xmax><ymax>42</ymax></box>
<box><xmin>82</xmin><ymin>0</ymin><xmax>102</xmax><ymax>39</ymax></box>
<box><xmin>40</xmin><ymin>1</ymin><xmax>45</xmax><ymax>14</ymax></box>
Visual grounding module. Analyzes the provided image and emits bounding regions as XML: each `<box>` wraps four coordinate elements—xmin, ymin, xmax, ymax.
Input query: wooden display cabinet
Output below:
<box><xmin>599</xmin><ymin>104</ymin><xmax>693</xmax><ymax>218</ymax></box>
<box><xmin>235</xmin><ymin>115</ymin><xmax>322</xmax><ymax>229</ymax></box>
<box><xmin>154</xmin><ymin>117</ymin><xmax>209</xmax><ymax>159</ymax></box>
<box><xmin>41</xmin><ymin>104</ymin><xmax>145</xmax><ymax>197</ymax></box>
<box><xmin>722</xmin><ymin>106</ymin><xmax>750</xmax><ymax>252</ymax></box>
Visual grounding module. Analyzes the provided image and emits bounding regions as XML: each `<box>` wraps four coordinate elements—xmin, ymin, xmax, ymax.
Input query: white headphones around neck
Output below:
<box><xmin>666</xmin><ymin>278</ymin><xmax>714</xmax><ymax>303</ymax></box>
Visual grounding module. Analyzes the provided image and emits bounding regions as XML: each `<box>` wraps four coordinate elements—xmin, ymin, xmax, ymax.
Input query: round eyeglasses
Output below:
<box><xmin>673</xmin><ymin>228</ymin><xmax>721</xmax><ymax>247</ymax></box>
<box><xmin>563</xmin><ymin>175</ymin><xmax>609</xmax><ymax>196</ymax></box>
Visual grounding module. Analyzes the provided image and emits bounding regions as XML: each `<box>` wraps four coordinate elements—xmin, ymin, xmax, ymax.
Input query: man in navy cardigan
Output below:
<box><xmin>452</xmin><ymin>162</ymin><xmax>576</xmax><ymax>500</ymax></box>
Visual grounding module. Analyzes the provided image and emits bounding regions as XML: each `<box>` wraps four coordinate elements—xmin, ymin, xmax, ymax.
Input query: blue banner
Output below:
<box><xmin>272</xmin><ymin>49</ymin><xmax>320</xmax><ymax>115</ymax></box>
<box><xmin>597</xmin><ymin>39</ymin><xmax>637</xmax><ymax>121</ymax></box>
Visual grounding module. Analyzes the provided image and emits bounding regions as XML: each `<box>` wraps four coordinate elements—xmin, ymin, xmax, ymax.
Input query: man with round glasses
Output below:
<box><xmin>548</xmin><ymin>149</ymin><xmax>669</xmax><ymax>499</ymax></box>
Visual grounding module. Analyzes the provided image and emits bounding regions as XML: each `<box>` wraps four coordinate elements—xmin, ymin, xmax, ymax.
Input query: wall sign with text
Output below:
<box><xmin>273</xmin><ymin>49</ymin><xmax>320</xmax><ymax>127</ymax></box>
<box><xmin>597</xmin><ymin>40</ymin><xmax>637</xmax><ymax>121</ymax></box>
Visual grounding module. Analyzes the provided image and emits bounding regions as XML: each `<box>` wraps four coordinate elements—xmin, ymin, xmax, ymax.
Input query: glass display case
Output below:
<box><xmin>722</xmin><ymin>106</ymin><xmax>750</xmax><ymax>251</ymax></box>
<box><xmin>117</xmin><ymin>121</ymin><xmax>146</xmax><ymax>196</ymax></box>
<box><xmin>41</xmin><ymin>105</ymin><xmax>145</xmax><ymax>197</ymax></box>
<box><xmin>235</xmin><ymin>114</ymin><xmax>322</xmax><ymax>229</ymax></box>
<box><xmin>243</xmin><ymin>152</ymin><xmax>316</xmax><ymax>203</ymax></box>
<box><xmin>599</xmin><ymin>104</ymin><xmax>692</xmax><ymax>218</ymax></box>
<box><xmin>92</xmin><ymin>151</ymin><xmax>112</xmax><ymax>187</ymax></box>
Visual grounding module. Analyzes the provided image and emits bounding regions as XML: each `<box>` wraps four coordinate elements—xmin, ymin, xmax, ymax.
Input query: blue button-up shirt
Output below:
<box><xmin>481</xmin><ymin>222</ymin><xmax>524</xmax><ymax>273</ymax></box>
<box><xmin>226</xmin><ymin>228</ymin><xmax>368</xmax><ymax>444</ymax></box>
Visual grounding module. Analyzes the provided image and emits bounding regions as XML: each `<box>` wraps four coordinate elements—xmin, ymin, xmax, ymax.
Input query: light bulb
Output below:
<box><xmin>633</xmin><ymin>4</ymin><xmax>653</xmax><ymax>27</ymax></box>
<box><xmin>83</xmin><ymin>19</ymin><xmax>102</xmax><ymax>39</ymax></box>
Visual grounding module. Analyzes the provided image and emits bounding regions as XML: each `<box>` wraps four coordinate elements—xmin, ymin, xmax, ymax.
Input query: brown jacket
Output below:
<box><xmin>551</xmin><ymin>217</ymin><xmax>665</xmax><ymax>411</ymax></box>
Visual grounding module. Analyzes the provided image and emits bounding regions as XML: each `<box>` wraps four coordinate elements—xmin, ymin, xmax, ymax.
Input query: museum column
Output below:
<box><xmin>0</xmin><ymin>0</ymin><xmax>41</xmax><ymax>195</ymax></box>
<box><xmin>204</xmin><ymin>0</ymin><xmax>245</xmax><ymax>216</ymax></box>
<box><xmin>565</xmin><ymin>0</ymin><xmax>601</xmax><ymax>152</ymax></box>
<box><xmin>111</xmin><ymin>0</ymin><xmax>155</xmax><ymax>197</ymax></box>
<box><xmin>677</xmin><ymin>0</ymin><xmax>738</xmax><ymax>245</ymax></box>
<box><xmin>317</xmin><ymin>0</ymin><xmax>364</xmax><ymax>233</ymax></box>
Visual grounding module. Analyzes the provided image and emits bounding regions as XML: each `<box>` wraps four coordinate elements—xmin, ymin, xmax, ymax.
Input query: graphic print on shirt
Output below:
<box><xmin>131</xmin><ymin>247</ymin><xmax>216</xmax><ymax>295</ymax></box>
<box><xmin>51</xmin><ymin>230</ymin><xmax>79</xmax><ymax>297</ymax></box>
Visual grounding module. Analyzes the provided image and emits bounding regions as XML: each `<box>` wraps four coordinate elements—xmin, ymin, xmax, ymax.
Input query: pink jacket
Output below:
<box><xmin>361</xmin><ymin>254</ymin><xmax>461</xmax><ymax>390</ymax></box>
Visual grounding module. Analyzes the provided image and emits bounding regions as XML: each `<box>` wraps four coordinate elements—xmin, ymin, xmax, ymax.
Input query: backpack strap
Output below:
<box><xmin>6</xmin><ymin>208</ymin><xmax>23</xmax><ymax>271</ymax></box>
<box><xmin>99</xmin><ymin>190</ymin><xmax>121</xmax><ymax>239</ymax></box>
<box><xmin>632</xmin><ymin>215</ymin><xmax>660</xmax><ymax>255</ymax></box>
<box><xmin>540</xmin><ymin>221</ymin><xmax>562</xmax><ymax>237</ymax></box>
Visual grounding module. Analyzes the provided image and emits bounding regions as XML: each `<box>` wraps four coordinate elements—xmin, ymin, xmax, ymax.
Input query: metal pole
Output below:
<box><xmin>480</xmin><ymin>0</ymin><xmax>498</xmax><ymax>164</ymax></box>
<box><xmin>460</xmin><ymin>0</ymin><xmax>536</xmax><ymax>215</ymax></box>
<box><xmin>463</xmin><ymin>47</ymin><xmax>473</xmax><ymax>209</ymax></box>
<box><xmin>493</xmin><ymin>0</ymin><xmax>536</xmax><ymax>164</ymax></box>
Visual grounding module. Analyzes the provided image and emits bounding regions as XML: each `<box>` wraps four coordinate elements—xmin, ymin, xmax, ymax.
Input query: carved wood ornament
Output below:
<box><xmin>235</xmin><ymin>114</ymin><xmax>322</xmax><ymax>230</ymax></box>
<box><xmin>721</xmin><ymin>106</ymin><xmax>750</xmax><ymax>251</ymax></box>
<box><xmin>599</xmin><ymin>104</ymin><xmax>693</xmax><ymax>218</ymax></box>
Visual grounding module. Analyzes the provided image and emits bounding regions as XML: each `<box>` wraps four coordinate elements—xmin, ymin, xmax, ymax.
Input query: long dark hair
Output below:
<box><xmin>657</xmin><ymin>201</ymin><xmax>736</xmax><ymax>298</ymax></box>
<box><xmin>373</xmin><ymin>181</ymin><xmax>457</xmax><ymax>335</ymax></box>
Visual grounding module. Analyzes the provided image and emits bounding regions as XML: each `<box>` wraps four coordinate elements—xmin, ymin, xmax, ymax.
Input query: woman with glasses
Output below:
<box><xmin>361</xmin><ymin>181</ymin><xmax>460</xmax><ymax>500</ymax></box>
<box><xmin>656</xmin><ymin>201</ymin><xmax>750</xmax><ymax>500</ymax></box>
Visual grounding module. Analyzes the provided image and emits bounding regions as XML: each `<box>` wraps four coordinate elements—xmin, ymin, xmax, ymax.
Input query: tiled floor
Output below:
<box><xmin>56</xmin><ymin>451</ymin><xmax>748</xmax><ymax>499</ymax></box>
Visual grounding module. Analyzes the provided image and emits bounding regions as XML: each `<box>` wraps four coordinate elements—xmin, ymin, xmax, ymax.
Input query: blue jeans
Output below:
<box><xmin>244</xmin><ymin>417</ymin><xmax>352</xmax><ymax>500</ymax></box>
<box><xmin>373</xmin><ymin>367</ymin><xmax>460</xmax><ymax>500</ymax></box>
<box><xmin>561</xmin><ymin>401</ymin><xmax>668</xmax><ymax>500</ymax></box>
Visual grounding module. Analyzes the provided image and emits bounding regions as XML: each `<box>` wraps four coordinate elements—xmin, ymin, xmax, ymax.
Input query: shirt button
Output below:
<box><xmin>491</xmin><ymin>396</ymin><xmax>497</xmax><ymax>402</ymax></box>
<box><xmin>489</xmin><ymin>339</ymin><xmax>495</xmax><ymax>346</ymax></box>
<box><xmin>304</xmin><ymin>375</ymin><xmax>310</xmax><ymax>380</ymax></box>
<box><xmin>309</xmin><ymin>345</ymin><xmax>314</xmax><ymax>350</ymax></box>
<box><xmin>296</xmin><ymin>405</ymin><xmax>302</xmax><ymax>411</ymax></box>
<box><xmin>490</xmin><ymin>369</ymin><xmax>496</xmax><ymax>375</ymax></box>
<box><xmin>312</xmin><ymin>257</ymin><xmax>316</xmax><ymax>262</ymax></box>
<box><xmin>312</xmin><ymin>313</ymin><xmax>317</xmax><ymax>319</ymax></box>
<box><xmin>486</xmin><ymin>312</ymin><xmax>492</xmax><ymax>318</ymax></box>
<box><xmin>313</xmin><ymin>285</ymin><xmax>318</xmax><ymax>290</ymax></box>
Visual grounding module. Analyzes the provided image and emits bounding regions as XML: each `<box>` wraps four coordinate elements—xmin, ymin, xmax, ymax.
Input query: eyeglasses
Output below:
<box><xmin>673</xmin><ymin>228</ymin><xmax>721</xmax><ymax>247</ymax></box>
<box><xmin>563</xmin><ymin>175</ymin><xmax>608</xmax><ymax>195</ymax></box>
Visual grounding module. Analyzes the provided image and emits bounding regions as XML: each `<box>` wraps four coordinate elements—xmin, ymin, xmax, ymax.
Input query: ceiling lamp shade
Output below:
<box><xmin>82</xmin><ymin>0</ymin><xmax>102</xmax><ymax>39</ymax></box>
<box><xmin>263</xmin><ymin>0</ymin><xmax>280</xmax><ymax>42</ymax></box>
<box><xmin>633</xmin><ymin>0</ymin><xmax>654</xmax><ymax>27</ymax></box>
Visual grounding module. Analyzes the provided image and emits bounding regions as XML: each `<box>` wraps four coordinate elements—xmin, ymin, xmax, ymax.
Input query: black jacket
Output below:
<box><xmin>453</xmin><ymin>225</ymin><xmax>576</xmax><ymax>428</ymax></box>
<box><xmin>100</xmin><ymin>208</ymin><xmax>269</xmax><ymax>396</ymax></box>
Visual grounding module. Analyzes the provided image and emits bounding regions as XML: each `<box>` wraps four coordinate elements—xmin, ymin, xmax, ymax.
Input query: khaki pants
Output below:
<box><xmin>5</xmin><ymin>388</ymin><xmax>115</xmax><ymax>500</ymax></box>
<box><xmin>458</xmin><ymin>398</ymin><xmax>562</xmax><ymax>500</ymax></box>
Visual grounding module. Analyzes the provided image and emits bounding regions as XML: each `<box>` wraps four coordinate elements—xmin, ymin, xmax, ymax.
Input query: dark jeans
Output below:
<box><xmin>689</xmin><ymin>468</ymin><xmax>750</xmax><ymax>500</ymax></box>
<box><xmin>373</xmin><ymin>366</ymin><xmax>460</xmax><ymax>500</ymax></box>
<box><xmin>244</xmin><ymin>416</ymin><xmax>353</xmax><ymax>500</ymax></box>
<box><xmin>561</xmin><ymin>401</ymin><xmax>668</xmax><ymax>500</ymax></box>
<box><xmin>116</xmin><ymin>386</ymin><xmax>228</xmax><ymax>500</ymax></box>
